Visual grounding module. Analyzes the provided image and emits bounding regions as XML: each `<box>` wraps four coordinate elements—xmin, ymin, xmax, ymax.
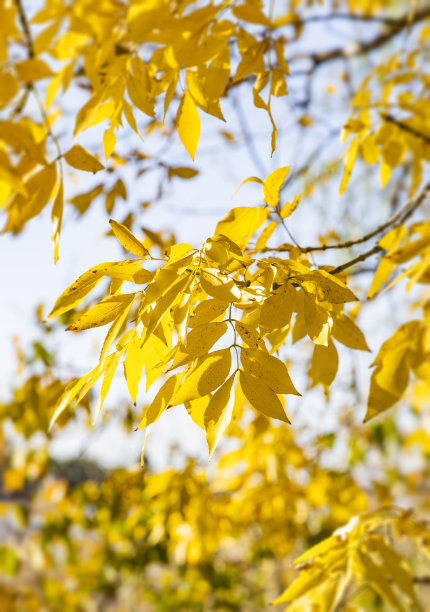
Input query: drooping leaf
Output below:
<box><xmin>205</xmin><ymin>374</ymin><xmax>236</xmax><ymax>457</ymax></box>
<box><xmin>239</xmin><ymin>370</ymin><xmax>290</xmax><ymax>423</ymax></box>
<box><xmin>109</xmin><ymin>219</ymin><xmax>149</xmax><ymax>258</ymax></box>
<box><xmin>67</xmin><ymin>293</ymin><xmax>135</xmax><ymax>331</ymax></box>
<box><xmin>170</xmin><ymin>349</ymin><xmax>232</xmax><ymax>406</ymax></box>
<box><xmin>64</xmin><ymin>144</ymin><xmax>105</xmax><ymax>173</ymax></box>
<box><xmin>176</xmin><ymin>90</ymin><xmax>200</xmax><ymax>160</ymax></box>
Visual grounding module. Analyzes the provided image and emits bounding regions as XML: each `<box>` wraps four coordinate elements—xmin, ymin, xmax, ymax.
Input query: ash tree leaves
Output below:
<box><xmin>64</xmin><ymin>145</ymin><xmax>105</xmax><ymax>174</ymax></box>
<box><xmin>2</xmin><ymin>0</ymin><xmax>427</xmax><ymax>452</ymax></box>
<box><xmin>365</xmin><ymin>321</ymin><xmax>425</xmax><ymax>422</ymax></box>
<box><xmin>46</xmin><ymin>148</ymin><xmax>430</xmax><ymax>457</ymax></box>
<box><xmin>47</xmin><ymin>178</ymin><xmax>374</xmax><ymax>456</ymax></box>
<box><xmin>274</xmin><ymin>509</ymin><xmax>426</xmax><ymax>612</ymax></box>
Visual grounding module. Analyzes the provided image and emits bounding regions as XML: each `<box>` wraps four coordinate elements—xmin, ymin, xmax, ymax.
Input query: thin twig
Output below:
<box><xmin>294</xmin><ymin>12</ymin><xmax>420</xmax><ymax>26</ymax></box>
<box><xmin>233</xmin><ymin>91</ymin><xmax>268</xmax><ymax>177</ymax></box>
<box><xmin>13</xmin><ymin>0</ymin><xmax>63</xmax><ymax>166</ymax></box>
<box><xmin>298</xmin><ymin>6</ymin><xmax>430</xmax><ymax>68</ymax></box>
<box><xmin>330</xmin><ymin>245</ymin><xmax>382</xmax><ymax>275</ymax></box>
<box><xmin>230</xmin><ymin>6</ymin><xmax>430</xmax><ymax>89</ymax></box>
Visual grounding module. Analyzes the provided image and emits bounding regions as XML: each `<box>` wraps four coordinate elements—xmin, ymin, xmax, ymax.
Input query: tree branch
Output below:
<box><xmin>330</xmin><ymin>245</ymin><xmax>382</xmax><ymax>275</ymax></box>
<box><xmin>380</xmin><ymin>113</ymin><xmax>430</xmax><ymax>146</ymax></box>
<box><xmin>14</xmin><ymin>0</ymin><xmax>34</xmax><ymax>58</ymax></box>
<box><xmin>293</xmin><ymin>5</ymin><xmax>430</xmax><ymax>70</ymax></box>
<box><xmin>300</xmin><ymin>181</ymin><xmax>430</xmax><ymax>253</ymax></box>
<box><xmin>13</xmin><ymin>0</ymin><xmax>63</xmax><ymax>164</ymax></box>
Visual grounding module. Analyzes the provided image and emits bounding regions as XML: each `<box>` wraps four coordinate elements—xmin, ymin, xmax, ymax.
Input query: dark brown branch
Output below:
<box><xmin>380</xmin><ymin>113</ymin><xmax>430</xmax><ymax>146</ymax></box>
<box><xmin>13</xmin><ymin>0</ymin><xmax>63</xmax><ymax>164</ymax></box>
<box><xmin>14</xmin><ymin>0</ymin><xmax>34</xmax><ymax>58</ymax></box>
<box><xmin>295</xmin><ymin>6</ymin><xmax>430</xmax><ymax>69</ymax></box>
<box><xmin>330</xmin><ymin>245</ymin><xmax>382</xmax><ymax>275</ymax></box>
<box><xmin>230</xmin><ymin>6</ymin><xmax>430</xmax><ymax>90</ymax></box>
<box><xmin>325</xmin><ymin>183</ymin><xmax>430</xmax><ymax>274</ymax></box>
<box><xmin>300</xmin><ymin>182</ymin><xmax>430</xmax><ymax>253</ymax></box>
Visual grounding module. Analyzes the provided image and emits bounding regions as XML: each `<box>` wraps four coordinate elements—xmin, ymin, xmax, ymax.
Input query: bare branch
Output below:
<box><xmin>330</xmin><ymin>245</ymin><xmax>382</xmax><ymax>275</ymax></box>
<box><xmin>293</xmin><ymin>6</ymin><xmax>430</xmax><ymax>69</ymax></box>
<box><xmin>300</xmin><ymin>182</ymin><xmax>430</xmax><ymax>253</ymax></box>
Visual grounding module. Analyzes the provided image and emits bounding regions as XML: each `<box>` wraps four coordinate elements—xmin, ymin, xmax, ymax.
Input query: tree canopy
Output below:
<box><xmin>1</xmin><ymin>0</ymin><xmax>430</xmax><ymax>610</ymax></box>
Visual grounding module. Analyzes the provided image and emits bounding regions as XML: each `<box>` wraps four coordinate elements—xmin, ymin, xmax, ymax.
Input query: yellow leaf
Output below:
<box><xmin>173</xmin><ymin>287</ymin><xmax>194</xmax><ymax>344</ymax></box>
<box><xmin>232</xmin><ymin>4</ymin><xmax>270</xmax><ymax>25</ymax></box>
<box><xmin>239</xmin><ymin>370</ymin><xmax>290</xmax><ymax>422</ymax></box>
<box><xmin>205</xmin><ymin>374</ymin><xmax>236</xmax><ymax>457</ymax></box>
<box><xmin>311</xmin><ymin>340</ymin><xmax>339</xmax><ymax>392</ymax></box>
<box><xmin>368</xmin><ymin>257</ymin><xmax>395</xmax><ymax>298</ymax></box>
<box><xmin>109</xmin><ymin>219</ymin><xmax>149</xmax><ymax>258</ymax></box>
<box><xmin>137</xmin><ymin>374</ymin><xmax>182</xmax><ymax>429</ymax></box>
<box><xmin>215</xmin><ymin>206</ymin><xmax>269</xmax><ymax>249</ymax></box>
<box><xmin>270</xmin><ymin>68</ymin><xmax>288</xmax><ymax>97</ymax></box>
<box><xmin>170</xmin><ymin>321</ymin><xmax>228</xmax><ymax>369</ymax></box>
<box><xmin>365</xmin><ymin>377</ymin><xmax>404</xmax><ymax>422</ymax></box>
<box><xmin>49</xmin><ymin>363</ymin><xmax>104</xmax><ymax>430</ymax></box>
<box><xmin>64</xmin><ymin>144</ymin><xmax>105</xmax><ymax>173</ymax></box>
<box><xmin>144</xmin><ymin>272</ymin><xmax>192</xmax><ymax>341</ymax></box>
<box><xmin>372</xmin><ymin>538</ymin><xmax>421</xmax><ymax>607</ymax></box>
<box><xmin>103</xmin><ymin>127</ymin><xmax>116</xmax><ymax>161</ymax></box>
<box><xmin>99</xmin><ymin>296</ymin><xmax>135</xmax><ymax>366</ymax></box>
<box><xmin>51</xmin><ymin>180</ymin><xmax>63</xmax><ymax>263</ymax></box>
<box><xmin>274</xmin><ymin>39</ymin><xmax>290</xmax><ymax>75</ymax></box>
<box><xmin>185</xmin><ymin>395</ymin><xmax>211</xmax><ymax>430</ymax></box>
<box><xmin>74</xmin><ymin>95</ymin><xmax>116</xmax><ymax>136</ymax></box>
<box><xmin>15</xmin><ymin>58</ymin><xmax>54</xmax><ymax>81</ymax></box>
<box><xmin>0</xmin><ymin>121</ymin><xmax>46</xmax><ymax>164</ymax></box>
<box><xmin>124</xmin><ymin>332</ymin><xmax>146</xmax><ymax>403</ymax></box>
<box><xmin>260</xmin><ymin>283</ymin><xmax>297</xmax><ymax>330</ymax></box>
<box><xmin>141</xmin><ymin>267</ymin><xmax>181</xmax><ymax>309</ymax></box>
<box><xmin>255</xmin><ymin>220</ymin><xmax>277</xmax><ymax>249</ymax></box>
<box><xmin>280</xmin><ymin>194</ymin><xmax>302</xmax><ymax>219</ymax></box>
<box><xmin>94</xmin><ymin>349</ymin><xmax>123</xmax><ymax>422</ymax></box>
<box><xmin>69</xmin><ymin>184</ymin><xmax>103</xmax><ymax>215</ymax></box>
<box><xmin>299</xmin><ymin>269</ymin><xmax>358</xmax><ymax>303</ymax></box>
<box><xmin>273</xmin><ymin>569</ymin><xmax>327</xmax><ymax>605</ymax></box>
<box><xmin>168</xmin><ymin>166</ymin><xmax>198</xmax><ymax>180</ymax></box>
<box><xmin>263</xmin><ymin>166</ymin><xmax>290</xmax><ymax>206</ymax></box>
<box><xmin>186</xmin><ymin>70</ymin><xmax>225</xmax><ymax>121</ymax></box>
<box><xmin>355</xmin><ymin>550</ymin><xmax>403</xmax><ymax>611</ymax></box>
<box><xmin>235</xmin><ymin>321</ymin><xmax>259</xmax><ymax>349</ymax></box>
<box><xmin>189</xmin><ymin>299</ymin><xmax>229</xmax><ymax>327</ymax></box>
<box><xmin>206</xmin><ymin>46</ymin><xmax>230</xmax><ymax>99</ymax></box>
<box><xmin>339</xmin><ymin>137</ymin><xmax>359</xmax><ymax>195</ymax></box>
<box><xmin>170</xmin><ymin>349</ymin><xmax>232</xmax><ymax>406</ymax></box>
<box><xmin>67</xmin><ymin>293</ymin><xmax>135</xmax><ymax>331</ymax></box>
<box><xmin>303</xmin><ymin>292</ymin><xmax>332</xmax><ymax>346</ymax></box>
<box><xmin>232</xmin><ymin>175</ymin><xmax>263</xmax><ymax>197</ymax></box>
<box><xmin>332</xmin><ymin>314</ymin><xmax>370</xmax><ymax>351</ymax></box>
<box><xmin>241</xmin><ymin>348</ymin><xmax>300</xmax><ymax>395</ymax></box>
<box><xmin>165</xmin><ymin>243</ymin><xmax>195</xmax><ymax>263</ymax></box>
<box><xmin>144</xmin><ymin>332</ymin><xmax>173</xmax><ymax>390</ymax></box>
<box><xmin>234</xmin><ymin>40</ymin><xmax>265</xmax><ymax>82</ymax></box>
<box><xmin>126</xmin><ymin>56</ymin><xmax>155</xmax><ymax>118</ymax></box>
<box><xmin>3</xmin><ymin>164</ymin><xmax>57</xmax><ymax>234</ymax></box>
<box><xmin>48</xmin><ymin>261</ymin><xmax>151</xmax><ymax>319</ymax></box>
<box><xmin>176</xmin><ymin>90</ymin><xmax>200</xmax><ymax>160</ymax></box>
<box><xmin>0</xmin><ymin>71</ymin><xmax>19</xmax><ymax>108</ymax></box>
<box><xmin>200</xmin><ymin>268</ymin><xmax>241</xmax><ymax>302</ymax></box>
<box><xmin>364</xmin><ymin>322</ymin><xmax>420</xmax><ymax>421</ymax></box>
